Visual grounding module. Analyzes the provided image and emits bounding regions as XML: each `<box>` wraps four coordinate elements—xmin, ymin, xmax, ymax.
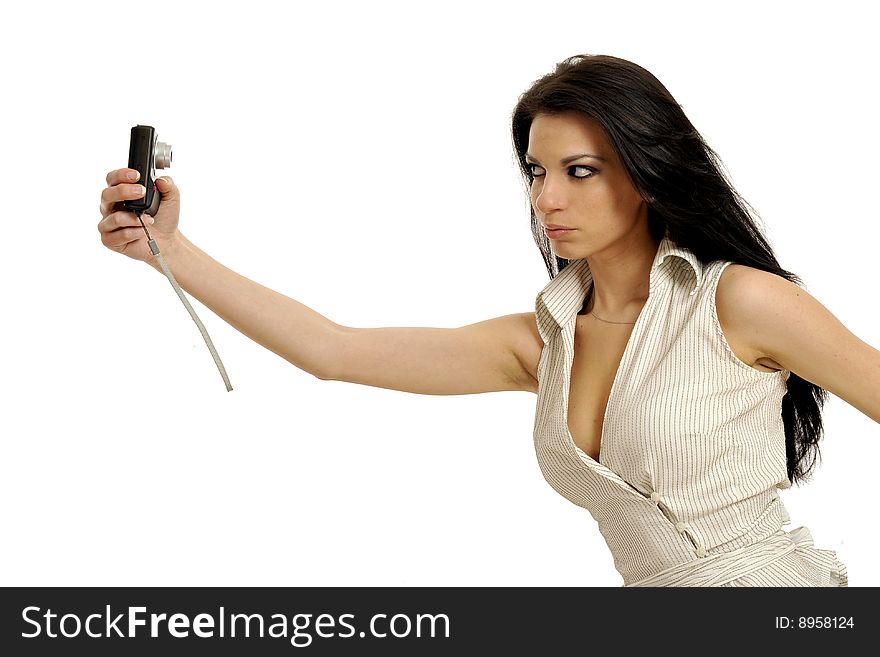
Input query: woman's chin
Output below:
<box><xmin>549</xmin><ymin>243</ymin><xmax>581</xmax><ymax>260</ymax></box>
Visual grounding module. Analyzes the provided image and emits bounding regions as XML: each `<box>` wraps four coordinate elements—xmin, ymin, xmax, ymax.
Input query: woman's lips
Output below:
<box><xmin>544</xmin><ymin>227</ymin><xmax>575</xmax><ymax>239</ymax></box>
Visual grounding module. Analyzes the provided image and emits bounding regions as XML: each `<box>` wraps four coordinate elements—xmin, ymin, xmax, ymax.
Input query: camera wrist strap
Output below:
<box><xmin>137</xmin><ymin>213</ymin><xmax>233</xmax><ymax>392</ymax></box>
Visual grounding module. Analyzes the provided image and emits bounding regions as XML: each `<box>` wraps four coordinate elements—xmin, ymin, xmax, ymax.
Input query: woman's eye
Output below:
<box><xmin>570</xmin><ymin>165</ymin><xmax>595</xmax><ymax>178</ymax></box>
<box><xmin>527</xmin><ymin>163</ymin><xmax>594</xmax><ymax>179</ymax></box>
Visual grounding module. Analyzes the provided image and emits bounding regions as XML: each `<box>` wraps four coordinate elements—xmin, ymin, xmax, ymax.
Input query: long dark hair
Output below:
<box><xmin>512</xmin><ymin>54</ymin><xmax>826</xmax><ymax>486</ymax></box>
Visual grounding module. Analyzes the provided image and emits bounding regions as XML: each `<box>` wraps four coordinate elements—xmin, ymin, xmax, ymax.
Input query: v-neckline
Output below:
<box><xmin>564</xmin><ymin>281</ymin><xmax>652</xmax><ymax>467</ymax></box>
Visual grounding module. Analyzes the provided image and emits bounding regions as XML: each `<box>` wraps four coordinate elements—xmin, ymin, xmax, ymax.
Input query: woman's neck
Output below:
<box><xmin>583</xmin><ymin>230</ymin><xmax>661</xmax><ymax>317</ymax></box>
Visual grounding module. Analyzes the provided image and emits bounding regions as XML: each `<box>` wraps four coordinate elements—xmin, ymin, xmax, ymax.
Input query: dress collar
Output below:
<box><xmin>535</xmin><ymin>233</ymin><xmax>703</xmax><ymax>342</ymax></box>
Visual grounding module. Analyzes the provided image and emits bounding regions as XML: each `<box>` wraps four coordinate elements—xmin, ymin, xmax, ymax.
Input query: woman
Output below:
<box><xmin>97</xmin><ymin>54</ymin><xmax>879</xmax><ymax>586</ymax></box>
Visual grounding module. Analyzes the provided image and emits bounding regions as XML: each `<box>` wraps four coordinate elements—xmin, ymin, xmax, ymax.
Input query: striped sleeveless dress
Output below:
<box><xmin>532</xmin><ymin>233</ymin><xmax>848</xmax><ymax>586</ymax></box>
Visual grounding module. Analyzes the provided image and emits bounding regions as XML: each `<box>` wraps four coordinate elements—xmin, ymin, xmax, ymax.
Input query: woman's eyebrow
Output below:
<box><xmin>525</xmin><ymin>152</ymin><xmax>606</xmax><ymax>164</ymax></box>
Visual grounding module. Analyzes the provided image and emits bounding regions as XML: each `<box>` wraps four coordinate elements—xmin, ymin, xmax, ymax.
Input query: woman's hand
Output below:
<box><xmin>97</xmin><ymin>169</ymin><xmax>181</xmax><ymax>266</ymax></box>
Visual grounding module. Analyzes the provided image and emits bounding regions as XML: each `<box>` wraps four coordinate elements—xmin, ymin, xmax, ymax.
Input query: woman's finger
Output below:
<box><xmin>100</xmin><ymin>226</ymin><xmax>145</xmax><ymax>250</ymax></box>
<box><xmin>99</xmin><ymin>183</ymin><xmax>146</xmax><ymax>218</ymax></box>
<box><xmin>97</xmin><ymin>209</ymin><xmax>146</xmax><ymax>234</ymax></box>
<box><xmin>105</xmin><ymin>168</ymin><xmax>140</xmax><ymax>186</ymax></box>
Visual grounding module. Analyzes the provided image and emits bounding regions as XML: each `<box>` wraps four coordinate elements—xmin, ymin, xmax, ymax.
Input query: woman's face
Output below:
<box><xmin>526</xmin><ymin>111</ymin><xmax>649</xmax><ymax>259</ymax></box>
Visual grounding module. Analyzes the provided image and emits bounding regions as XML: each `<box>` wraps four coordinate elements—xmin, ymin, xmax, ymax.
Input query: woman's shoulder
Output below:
<box><xmin>715</xmin><ymin>263</ymin><xmax>798</xmax><ymax>305</ymax></box>
<box><xmin>714</xmin><ymin>264</ymin><xmax>800</xmax><ymax>373</ymax></box>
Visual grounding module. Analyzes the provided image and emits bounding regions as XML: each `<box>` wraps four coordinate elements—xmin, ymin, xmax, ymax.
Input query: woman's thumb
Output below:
<box><xmin>156</xmin><ymin>176</ymin><xmax>177</xmax><ymax>199</ymax></box>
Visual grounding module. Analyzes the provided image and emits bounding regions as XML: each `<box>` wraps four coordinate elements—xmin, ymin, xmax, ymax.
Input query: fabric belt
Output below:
<box><xmin>625</xmin><ymin>526</ymin><xmax>813</xmax><ymax>587</ymax></box>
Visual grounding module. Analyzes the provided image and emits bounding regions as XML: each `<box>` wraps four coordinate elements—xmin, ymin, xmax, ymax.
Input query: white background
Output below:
<box><xmin>1</xmin><ymin>0</ymin><xmax>877</xmax><ymax>587</ymax></box>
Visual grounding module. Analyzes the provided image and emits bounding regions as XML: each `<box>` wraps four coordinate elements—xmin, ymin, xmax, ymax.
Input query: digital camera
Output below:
<box><xmin>124</xmin><ymin>125</ymin><xmax>172</xmax><ymax>217</ymax></box>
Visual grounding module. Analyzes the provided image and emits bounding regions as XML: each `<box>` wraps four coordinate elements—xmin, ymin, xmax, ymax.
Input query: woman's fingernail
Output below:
<box><xmin>149</xmin><ymin>216</ymin><xmax>155</xmax><ymax>225</ymax></box>
<box><xmin>129</xmin><ymin>170</ymin><xmax>139</xmax><ymax>181</ymax></box>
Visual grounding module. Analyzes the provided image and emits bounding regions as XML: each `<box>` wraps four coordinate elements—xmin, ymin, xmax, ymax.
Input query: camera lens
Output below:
<box><xmin>155</xmin><ymin>141</ymin><xmax>172</xmax><ymax>169</ymax></box>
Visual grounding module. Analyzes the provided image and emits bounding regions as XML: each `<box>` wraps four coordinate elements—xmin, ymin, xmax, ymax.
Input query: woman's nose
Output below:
<box><xmin>533</xmin><ymin>176</ymin><xmax>567</xmax><ymax>214</ymax></box>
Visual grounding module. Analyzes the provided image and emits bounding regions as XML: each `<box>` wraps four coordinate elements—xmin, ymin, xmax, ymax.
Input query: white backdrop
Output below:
<box><xmin>1</xmin><ymin>0</ymin><xmax>877</xmax><ymax>586</ymax></box>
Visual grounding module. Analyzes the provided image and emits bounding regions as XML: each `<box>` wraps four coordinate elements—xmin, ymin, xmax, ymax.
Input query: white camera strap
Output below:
<box><xmin>138</xmin><ymin>212</ymin><xmax>233</xmax><ymax>392</ymax></box>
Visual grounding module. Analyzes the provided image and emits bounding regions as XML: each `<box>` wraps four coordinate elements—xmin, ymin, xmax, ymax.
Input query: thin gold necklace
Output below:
<box><xmin>584</xmin><ymin>287</ymin><xmax>637</xmax><ymax>325</ymax></box>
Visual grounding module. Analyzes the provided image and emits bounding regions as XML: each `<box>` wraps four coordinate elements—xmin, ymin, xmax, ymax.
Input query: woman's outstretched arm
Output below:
<box><xmin>717</xmin><ymin>264</ymin><xmax>880</xmax><ymax>424</ymax></box>
<box><xmin>151</xmin><ymin>232</ymin><xmax>542</xmax><ymax>394</ymax></box>
<box><xmin>98</xmin><ymin>170</ymin><xmax>542</xmax><ymax>393</ymax></box>
<box><xmin>148</xmin><ymin>230</ymin><xmax>343</xmax><ymax>380</ymax></box>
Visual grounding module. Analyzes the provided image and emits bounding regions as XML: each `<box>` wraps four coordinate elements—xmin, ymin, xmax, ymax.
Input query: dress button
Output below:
<box><xmin>695</xmin><ymin>547</ymin><xmax>709</xmax><ymax>558</ymax></box>
<box><xmin>675</xmin><ymin>521</ymin><xmax>688</xmax><ymax>533</ymax></box>
<box><xmin>649</xmin><ymin>492</ymin><xmax>661</xmax><ymax>503</ymax></box>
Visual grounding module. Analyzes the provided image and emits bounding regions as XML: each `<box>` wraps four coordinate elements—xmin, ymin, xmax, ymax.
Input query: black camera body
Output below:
<box><xmin>124</xmin><ymin>125</ymin><xmax>172</xmax><ymax>217</ymax></box>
